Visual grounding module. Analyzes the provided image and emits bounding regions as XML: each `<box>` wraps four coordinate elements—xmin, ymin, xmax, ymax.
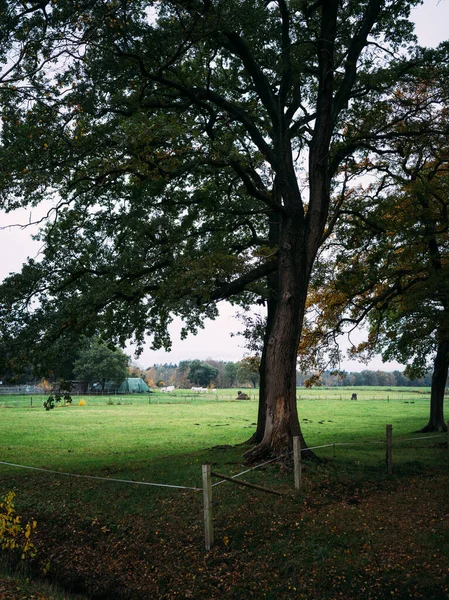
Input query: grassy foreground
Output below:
<box><xmin>1</xmin><ymin>388</ymin><xmax>448</xmax><ymax>599</ymax></box>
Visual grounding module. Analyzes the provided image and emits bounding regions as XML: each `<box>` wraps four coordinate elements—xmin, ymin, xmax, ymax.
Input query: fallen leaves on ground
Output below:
<box><xmin>2</xmin><ymin>469</ymin><xmax>449</xmax><ymax>600</ymax></box>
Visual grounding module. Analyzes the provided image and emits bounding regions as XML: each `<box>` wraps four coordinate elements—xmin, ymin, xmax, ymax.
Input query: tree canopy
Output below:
<box><xmin>186</xmin><ymin>360</ymin><xmax>219</xmax><ymax>387</ymax></box>
<box><xmin>301</xmin><ymin>81</ymin><xmax>449</xmax><ymax>430</ymax></box>
<box><xmin>0</xmin><ymin>0</ymin><xmax>445</xmax><ymax>457</ymax></box>
<box><xmin>237</xmin><ymin>356</ymin><xmax>261</xmax><ymax>388</ymax></box>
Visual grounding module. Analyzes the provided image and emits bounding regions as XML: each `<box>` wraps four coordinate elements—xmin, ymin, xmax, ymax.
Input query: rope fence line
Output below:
<box><xmin>1</xmin><ymin>425</ymin><xmax>448</xmax><ymax>552</ymax></box>
<box><xmin>1</xmin><ymin>433</ymin><xmax>445</xmax><ymax>492</ymax></box>
<box><xmin>211</xmin><ymin>452</ymin><xmax>291</xmax><ymax>487</ymax></box>
<box><xmin>211</xmin><ymin>442</ymin><xmax>356</xmax><ymax>488</ymax></box>
<box><xmin>210</xmin><ymin>439</ymin><xmax>397</xmax><ymax>489</ymax></box>
<box><xmin>401</xmin><ymin>434</ymin><xmax>446</xmax><ymax>442</ymax></box>
<box><xmin>0</xmin><ymin>460</ymin><xmax>201</xmax><ymax>491</ymax></box>
<box><xmin>204</xmin><ymin>426</ymin><xmax>449</xmax><ymax>549</ymax></box>
<box><xmin>305</xmin><ymin>434</ymin><xmax>445</xmax><ymax>450</ymax></box>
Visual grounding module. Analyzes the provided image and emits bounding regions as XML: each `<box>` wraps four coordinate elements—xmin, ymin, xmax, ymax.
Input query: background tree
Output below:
<box><xmin>199</xmin><ymin>359</ymin><xmax>226</xmax><ymax>388</ymax></box>
<box><xmin>237</xmin><ymin>356</ymin><xmax>261</xmax><ymax>389</ymax></box>
<box><xmin>174</xmin><ymin>361</ymin><xmax>191</xmax><ymax>389</ymax></box>
<box><xmin>73</xmin><ymin>339</ymin><xmax>130</xmax><ymax>393</ymax></box>
<box><xmin>144</xmin><ymin>366</ymin><xmax>157</xmax><ymax>388</ymax></box>
<box><xmin>0</xmin><ymin>0</ymin><xmax>440</xmax><ymax>458</ymax></box>
<box><xmin>187</xmin><ymin>360</ymin><xmax>219</xmax><ymax>388</ymax></box>
<box><xmin>224</xmin><ymin>362</ymin><xmax>238</xmax><ymax>388</ymax></box>
<box><xmin>303</xmin><ymin>89</ymin><xmax>449</xmax><ymax>431</ymax></box>
<box><xmin>129</xmin><ymin>363</ymin><xmax>148</xmax><ymax>382</ymax></box>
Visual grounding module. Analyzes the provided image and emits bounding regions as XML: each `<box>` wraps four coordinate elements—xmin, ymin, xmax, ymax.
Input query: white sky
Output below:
<box><xmin>1</xmin><ymin>0</ymin><xmax>447</xmax><ymax>370</ymax></box>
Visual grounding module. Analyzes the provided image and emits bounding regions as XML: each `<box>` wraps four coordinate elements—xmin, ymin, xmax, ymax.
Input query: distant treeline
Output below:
<box><xmin>141</xmin><ymin>358</ymin><xmax>260</xmax><ymax>389</ymax></box>
<box><xmin>139</xmin><ymin>361</ymin><xmax>435</xmax><ymax>389</ymax></box>
<box><xmin>299</xmin><ymin>369</ymin><xmax>434</xmax><ymax>388</ymax></box>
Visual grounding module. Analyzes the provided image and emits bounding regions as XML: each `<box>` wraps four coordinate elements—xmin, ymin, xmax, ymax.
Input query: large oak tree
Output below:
<box><xmin>0</xmin><ymin>0</ymin><xmax>438</xmax><ymax>457</ymax></box>
<box><xmin>302</xmin><ymin>82</ymin><xmax>449</xmax><ymax>432</ymax></box>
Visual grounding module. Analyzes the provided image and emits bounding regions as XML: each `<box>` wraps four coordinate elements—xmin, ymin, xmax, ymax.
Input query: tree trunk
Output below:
<box><xmin>417</xmin><ymin>339</ymin><xmax>448</xmax><ymax>433</ymax></box>
<box><xmin>245</xmin><ymin>215</ymin><xmax>312</xmax><ymax>462</ymax></box>
<box><xmin>245</xmin><ymin>0</ymin><xmax>336</xmax><ymax>460</ymax></box>
<box><xmin>245</xmin><ymin>206</ymin><xmax>280</xmax><ymax>446</ymax></box>
<box><xmin>245</xmin><ymin>291</ymin><xmax>277</xmax><ymax>445</ymax></box>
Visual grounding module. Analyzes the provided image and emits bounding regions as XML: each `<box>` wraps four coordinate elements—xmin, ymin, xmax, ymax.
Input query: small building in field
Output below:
<box><xmin>71</xmin><ymin>380</ymin><xmax>89</xmax><ymax>394</ymax></box>
<box><xmin>118</xmin><ymin>378</ymin><xmax>151</xmax><ymax>393</ymax></box>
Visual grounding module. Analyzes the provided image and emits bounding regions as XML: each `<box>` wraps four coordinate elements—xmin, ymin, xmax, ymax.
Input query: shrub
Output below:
<box><xmin>43</xmin><ymin>380</ymin><xmax>73</xmax><ymax>411</ymax></box>
<box><xmin>0</xmin><ymin>491</ymin><xmax>37</xmax><ymax>560</ymax></box>
<box><xmin>43</xmin><ymin>394</ymin><xmax>57</xmax><ymax>411</ymax></box>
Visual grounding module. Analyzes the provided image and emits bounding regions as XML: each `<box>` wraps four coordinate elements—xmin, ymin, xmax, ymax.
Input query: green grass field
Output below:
<box><xmin>1</xmin><ymin>387</ymin><xmax>448</xmax><ymax>599</ymax></box>
<box><xmin>0</xmin><ymin>386</ymin><xmax>438</xmax><ymax>476</ymax></box>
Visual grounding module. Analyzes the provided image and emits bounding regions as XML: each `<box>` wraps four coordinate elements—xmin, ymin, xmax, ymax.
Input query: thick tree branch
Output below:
<box><xmin>332</xmin><ymin>0</ymin><xmax>384</xmax><ymax>120</ymax></box>
<box><xmin>210</xmin><ymin>259</ymin><xmax>277</xmax><ymax>301</ymax></box>
<box><xmin>222</xmin><ymin>31</ymin><xmax>279</xmax><ymax>126</ymax></box>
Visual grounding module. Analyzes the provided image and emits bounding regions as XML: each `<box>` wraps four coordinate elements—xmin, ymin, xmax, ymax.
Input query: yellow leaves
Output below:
<box><xmin>0</xmin><ymin>491</ymin><xmax>37</xmax><ymax>559</ymax></box>
<box><xmin>42</xmin><ymin>560</ymin><xmax>51</xmax><ymax>576</ymax></box>
<box><xmin>304</xmin><ymin>373</ymin><xmax>322</xmax><ymax>388</ymax></box>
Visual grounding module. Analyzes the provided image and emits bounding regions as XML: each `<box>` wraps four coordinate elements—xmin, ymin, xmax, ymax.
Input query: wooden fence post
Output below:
<box><xmin>293</xmin><ymin>436</ymin><xmax>302</xmax><ymax>491</ymax></box>
<box><xmin>202</xmin><ymin>464</ymin><xmax>214</xmax><ymax>550</ymax></box>
<box><xmin>386</xmin><ymin>424</ymin><xmax>393</xmax><ymax>475</ymax></box>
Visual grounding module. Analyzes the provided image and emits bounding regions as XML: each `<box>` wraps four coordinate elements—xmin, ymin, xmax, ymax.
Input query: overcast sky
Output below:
<box><xmin>0</xmin><ymin>0</ymin><xmax>447</xmax><ymax>370</ymax></box>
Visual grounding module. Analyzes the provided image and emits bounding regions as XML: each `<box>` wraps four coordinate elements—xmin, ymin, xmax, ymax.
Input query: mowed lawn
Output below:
<box><xmin>0</xmin><ymin>386</ymin><xmax>437</xmax><ymax>479</ymax></box>
<box><xmin>1</xmin><ymin>387</ymin><xmax>448</xmax><ymax>600</ymax></box>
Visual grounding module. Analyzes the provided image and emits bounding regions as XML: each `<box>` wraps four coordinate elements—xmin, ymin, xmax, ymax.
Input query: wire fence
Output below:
<box><xmin>0</xmin><ymin>460</ymin><xmax>201</xmax><ymax>491</ymax></box>
<box><xmin>210</xmin><ymin>434</ymin><xmax>446</xmax><ymax>487</ymax></box>
<box><xmin>1</xmin><ymin>426</ymin><xmax>447</xmax><ymax>551</ymax></box>
<box><xmin>1</xmin><ymin>431</ymin><xmax>446</xmax><ymax>491</ymax></box>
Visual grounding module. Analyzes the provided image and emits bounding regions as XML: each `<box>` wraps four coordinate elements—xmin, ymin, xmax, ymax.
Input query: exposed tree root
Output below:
<box><xmin>240</xmin><ymin>432</ymin><xmax>262</xmax><ymax>446</ymax></box>
<box><xmin>415</xmin><ymin>422</ymin><xmax>447</xmax><ymax>433</ymax></box>
<box><xmin>243</xmin><ymin>439</ymin><xmax>317</xmax><ymax>465</ymax></box>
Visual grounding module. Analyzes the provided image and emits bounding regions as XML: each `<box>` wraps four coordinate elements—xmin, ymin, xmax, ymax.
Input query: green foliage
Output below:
<box><xmin>0</xmin><ymin>0</ymin><xmax>431</xmax><ymax>368</ymax></box>
<box><xmin>187</xmin><ymin>360</ymin><xmax>219</xmax><ymax>387</ymax></box>
<box><xmin>43</xmin><ymin>380</ymin><xmax>73</xmax><ymax>411</ymax></box>
<box><xmin>223</xmin><ymin>361</ymin><xmax>238</xmax><ymax>387</ymax></box>
<box><xmin>237</xmin><ymin>356</ymin><xmax>261</xmax><ymax>388</ymax></box>
<box><xmin>73</xmin><ymin>339</ymin><xmax>130</xmax><ymax>392</ymax></box>
<box><xmin>0</xmin><ymin>491</ymin><xmax>37</xmax><ymax>560</ymax></box>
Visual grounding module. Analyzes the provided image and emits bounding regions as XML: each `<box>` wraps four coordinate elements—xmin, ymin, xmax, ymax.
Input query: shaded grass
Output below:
<box><xmin>0</xmin><ymin>566</ymin><xmax>89</xmax><ymax>600</ymax></box>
